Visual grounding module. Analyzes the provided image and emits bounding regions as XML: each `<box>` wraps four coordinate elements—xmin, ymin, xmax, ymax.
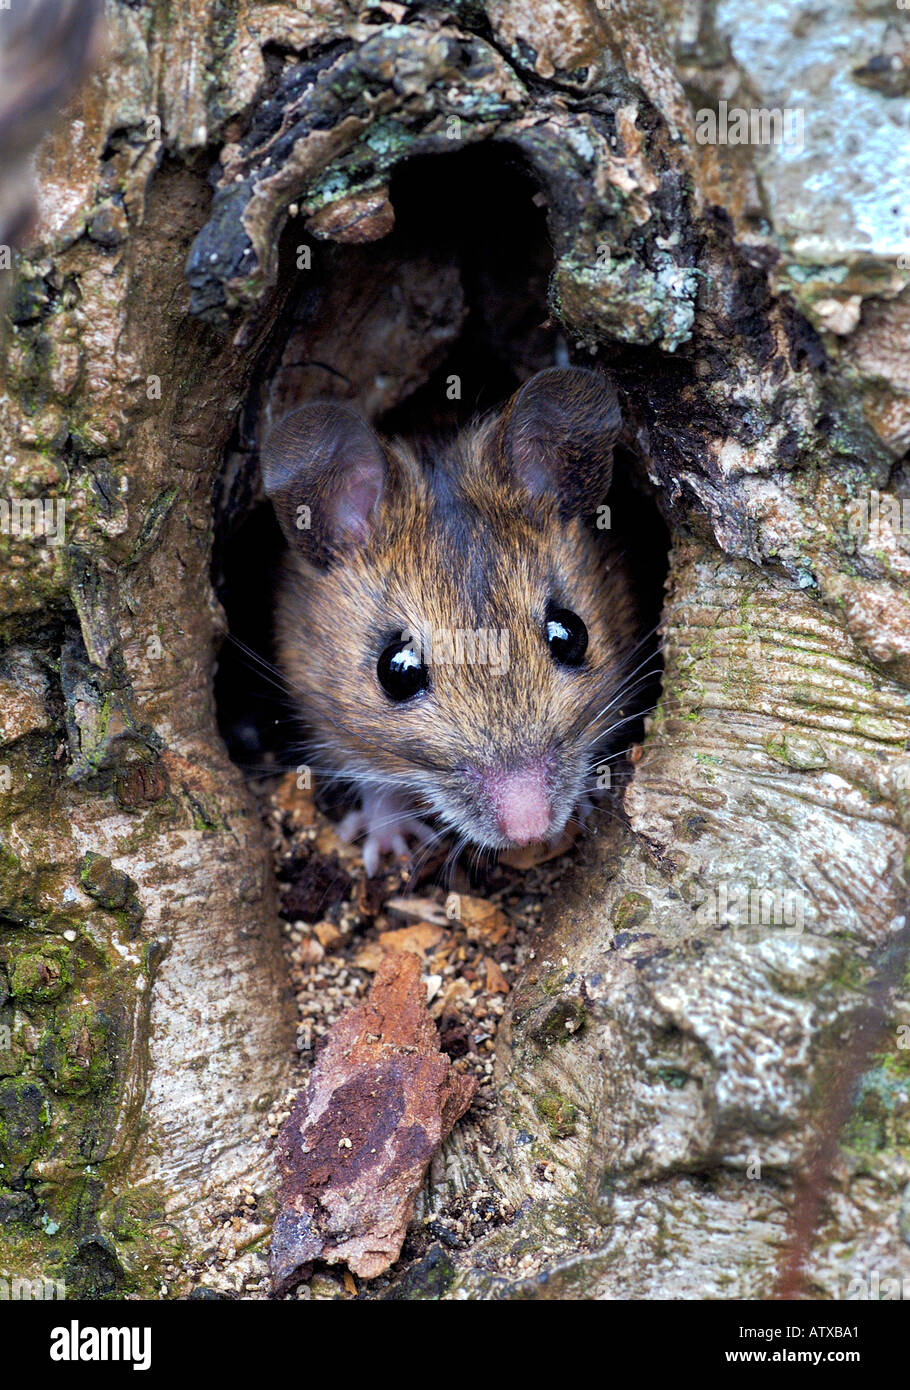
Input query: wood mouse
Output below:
<box><xmin>261</xmin><ymin>367</ymin><xmax>645</xmax><ymax>875</ymax></box>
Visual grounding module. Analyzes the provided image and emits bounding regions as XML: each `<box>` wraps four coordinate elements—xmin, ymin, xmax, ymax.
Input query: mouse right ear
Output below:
<box><xmin>497</xmin><ymin>367</ymin><xmax>622</xmax><ymax>521</ymax></box>
<box><xmin>260</xmin><ymin>403</ymin><xmax>388</xmax><ymax>566</ymax></box>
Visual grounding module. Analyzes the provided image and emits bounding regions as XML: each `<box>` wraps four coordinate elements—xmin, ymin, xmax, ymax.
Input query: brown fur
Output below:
<box><xmin>271</xmin><ymin>384</ymin><xmax>643</xmax><ymax>848</ymax></box>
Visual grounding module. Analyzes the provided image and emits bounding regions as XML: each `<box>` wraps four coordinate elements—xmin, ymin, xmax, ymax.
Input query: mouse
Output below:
<box><xmin>261</xmin><ymin>366</ymin><xmax>645</xmax><ymax>876</ymax></box>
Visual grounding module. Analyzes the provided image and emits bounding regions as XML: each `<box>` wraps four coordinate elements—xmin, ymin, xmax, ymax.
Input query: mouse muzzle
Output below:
<box><xmin>467</xmin><ymin>758</ymin><xmax>563</xmax><ymax>847</ymax></box>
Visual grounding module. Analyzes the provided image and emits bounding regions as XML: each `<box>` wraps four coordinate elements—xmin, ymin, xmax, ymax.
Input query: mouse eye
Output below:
<box><xmin>377</xmin><ymin>636</ymin><xmax>429</xmax><ymax>702</ymax></box>
<box><xmin>545</xmin><ymin>606</ymin><xmax>588</xmax><ymax>667</ymax></box>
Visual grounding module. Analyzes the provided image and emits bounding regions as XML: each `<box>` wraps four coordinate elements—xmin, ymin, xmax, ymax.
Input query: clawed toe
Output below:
<box><xmin>338</xmin><ymin>794</ymin><xmax>435</xmax><ymax>875</ymax></box>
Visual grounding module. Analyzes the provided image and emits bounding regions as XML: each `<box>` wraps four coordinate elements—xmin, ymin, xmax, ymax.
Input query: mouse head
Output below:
<box><xmin>262</xmin><ymin>367</ymin><xmax>641</xmax><ymax>852</ymax></box>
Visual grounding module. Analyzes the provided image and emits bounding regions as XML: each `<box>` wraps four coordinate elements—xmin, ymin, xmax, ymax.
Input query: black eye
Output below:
<box><xmin>545</xmin><ymin>606</ymin><xmax>588</xmax><ymax>666</ymax></box>
<box><xmin>377</xmin><ymin>636</ymin><xmax>429</xmax><ymax>702</ymax></box>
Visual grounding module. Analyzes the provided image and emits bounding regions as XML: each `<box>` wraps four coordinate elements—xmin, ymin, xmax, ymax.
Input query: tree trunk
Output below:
<box><xmin>1</xmin><ymin>0</ymin><xmax>909</xmax><ymax>1299</ymax></box>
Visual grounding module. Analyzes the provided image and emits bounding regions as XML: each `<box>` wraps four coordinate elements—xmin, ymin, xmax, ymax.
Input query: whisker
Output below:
<box><xmin>569</xmin><ymin>653</ymin><xmax>665</xmax><ymax>742</ymax></box>
<box><xmin>225</xmin><ymin>634</ymin><xmax>293</xmax><ymax>698</ymax></box>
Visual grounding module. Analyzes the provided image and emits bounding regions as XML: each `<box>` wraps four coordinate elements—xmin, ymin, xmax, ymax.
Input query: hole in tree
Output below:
<box><xmin>213</xmin><ymin>143</ymin><xmax>669</xmax><ymax>857</ymax></box>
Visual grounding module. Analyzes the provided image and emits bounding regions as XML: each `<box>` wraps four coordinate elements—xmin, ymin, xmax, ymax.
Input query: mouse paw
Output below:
<box><xmin>338</xmin><ymin>789</ymin><xmax>435</xmax><ymax>877</ymax></box>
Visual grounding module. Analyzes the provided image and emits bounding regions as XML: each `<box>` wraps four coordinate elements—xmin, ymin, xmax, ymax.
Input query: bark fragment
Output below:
<box><xmin>270</xmin><ymin>951</ymin><xmax>475</xmax><ymax>1290</ymax></box>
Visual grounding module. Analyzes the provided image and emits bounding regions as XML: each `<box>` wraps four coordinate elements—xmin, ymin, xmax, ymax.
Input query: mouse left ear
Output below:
<box><xmin>261</xmin><ymin>402</ymin><xmax>388</xmax><ymax>567</ymax></box>
<box><xmin>497</xmin><ymin>367</ymin><xmax>622</xmax><ymax>519</ymax></box>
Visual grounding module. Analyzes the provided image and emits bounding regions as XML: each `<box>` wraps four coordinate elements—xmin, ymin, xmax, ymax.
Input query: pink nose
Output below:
<box><xmin>488</xmin><ymin>765</ymin><xmax>551</xmax><ymax>845</ymax></box>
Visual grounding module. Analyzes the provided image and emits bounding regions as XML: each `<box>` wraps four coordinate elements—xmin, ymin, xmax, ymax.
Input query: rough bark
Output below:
<box><xmin>1</xmin><ymin>0</ymin><xmax>909</xmax><ymax>1299</ymax></box>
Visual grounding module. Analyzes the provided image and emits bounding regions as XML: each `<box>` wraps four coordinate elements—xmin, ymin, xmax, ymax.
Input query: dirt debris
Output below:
<box><xmin>175</xmin><ymin>770</ymin><xmax>579</xmax><ymax>1298</ymax></box>
<box><xmin>265</xmin><ymin>771</ymin><xmax>574</xmax><ymax>1100</ymax></box>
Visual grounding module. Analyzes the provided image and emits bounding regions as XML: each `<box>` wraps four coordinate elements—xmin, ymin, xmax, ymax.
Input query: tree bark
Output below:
<box><xmin>1</xmin><ymin>0</ymin><xmax>909</xmax><ymax>1298</ymax></box>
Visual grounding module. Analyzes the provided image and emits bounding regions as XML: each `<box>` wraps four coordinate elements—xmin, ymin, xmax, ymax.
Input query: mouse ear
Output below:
<box><xmin>497</xmin><ymin>367</ymin><xmax>621</xmax><ymax>519</ymax></box>
<box><xmin>261</xmin><ymin>403</ymin><xmax>388</xmax><ymax>566</ymax></box>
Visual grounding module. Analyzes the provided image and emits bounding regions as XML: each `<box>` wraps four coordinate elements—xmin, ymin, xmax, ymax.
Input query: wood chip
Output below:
<box><xmin>483</xmin><ymin>957</ymin><xmax>510</xmax><ymax>995</ymax></box>
<box><xmin>384</xmin><ymin>895</ymin><xmax>450</xmax><ymax>927</ymax></box>
<box><xmin>312</xmin><ymin>920</ymin><xmax>343</xmax><ymax>949</ymax></box>
<box><xmin>355</xmin><ymin>921</ymin><xmax>448</xmax><ymax>971</ymax></box>
<box><xmin>298</xmin><ymin>937</ymin><xmax>325</xmax><ymax>966</ymax></box>
<box><xmin>269</xmin><ymin>953</ymin><xmax>476</xmax><ymax>1290</ymax></box>
<box><xmin>444</xmin><ymin>893</ymin><xmax>510</xmax><ymax>943</ymax></box>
